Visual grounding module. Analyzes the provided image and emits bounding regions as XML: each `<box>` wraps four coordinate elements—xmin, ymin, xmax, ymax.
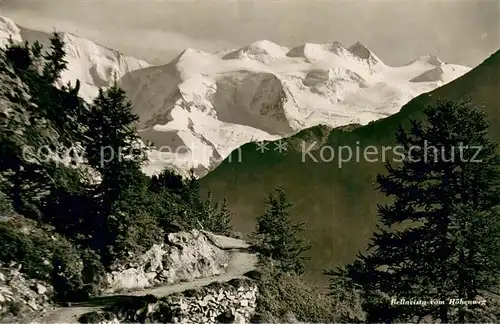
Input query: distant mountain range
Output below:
<box><xmin>199</xmin><ymin>49</ymin><xmax>500</xmax><ymax>285</ymax></box>
<box><xmin>119</xmin><ymin>40</ymin><xmax>469</xmax><ymax>176</ymax></box>
<box><xmin>0</xmin><ymin>16</ymin><xmax>471</xmax><ymax>177</ymax></box>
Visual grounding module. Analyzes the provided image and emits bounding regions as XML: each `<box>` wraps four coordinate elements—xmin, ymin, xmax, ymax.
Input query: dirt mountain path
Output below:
<box><xmin>32</xmin><ymin>233</ymin><xmax>258</xmax><ymax>324</ymax></box>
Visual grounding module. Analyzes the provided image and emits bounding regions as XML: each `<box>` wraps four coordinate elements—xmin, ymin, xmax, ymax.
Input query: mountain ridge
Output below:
<box><xmin>0</xmin><ymin>16</ymin><xmax>151</xmax><ymax>102</ymax></box>
<box><xmin>0</xmin><ymin>15</ymin><xmax>472</xmax><ymax>177</ymax></box>
<box><xmin>118</xmin><ymin>38</ymin><xmax>471</xmax><ymax>176</ymax></box>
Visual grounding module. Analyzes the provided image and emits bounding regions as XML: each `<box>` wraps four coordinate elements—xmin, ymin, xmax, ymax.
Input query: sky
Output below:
<box><xmin>1</xmin><ymin>0</ymin><xmax>498</xmax><ymax>67</ymax></box>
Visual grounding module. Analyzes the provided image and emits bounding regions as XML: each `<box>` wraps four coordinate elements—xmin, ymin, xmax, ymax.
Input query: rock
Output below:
<box><xmin>27</xmin><ymin>300</ymin><xmax>39</xmax><ymax>310</ymax></box>
<box><xmin>243</xmin><ymin>291</ymin><xmax>254</xmax><ymax>299</ymax></box>
<box><xmin>0</xmin><ymin>262</ymin><xmax>55</xmax><ymax>321</ymax></box>
<box><xmin>32</xmin><ymin>283</ymin><xmax>47</xmax><ymax>295</ymax></box>
<box><xmin>234</xmin><ymin>312</ymin><xmax>247</xmax><ymax>324</ymax></box>
<box><xmin>179</xmin><ymin>300</ymin><xmax>189</xmax><ymax>311</ymax></box>
<box><xmin>142</xmin><ymin>244</ymin><xmax>166</xmax><ymax>273</ymax></box>
<box><xmin>105</xmin><ymin>282</ymin><xmax>258</xmax><ymax>324</ymax></box>
<box><xmin>106</xmin><ymin>268</ymin><xmax>150</xmax><ymax>292</ymax></box>
<box><xmin>162</xmin><ymin>230</ymin><xmax>231</xmax><ymax>283</ymax></box>
<box><xmin>146</xmin><ymin>302</ymin><xmax>158</xmax><ymax>315</ymax></box>
<box><xmin>284</xmin><ymin>312</ymin><xmax>301</xmax><ymax>323</ymax></box>
<box><xmin>145</xmin><ymin>272</ymin><xmax>157</xmax><ymax>280</ymax></box>
<box><xmin>102</xmin><ymin>230</ymin><xmax>238</xmax><ymax>293</ymax></box>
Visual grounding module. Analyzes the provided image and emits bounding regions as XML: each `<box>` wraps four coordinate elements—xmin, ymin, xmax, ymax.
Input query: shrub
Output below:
<box><xmin>244</xmin><ymin>270</ymin><xmax>262</xmax><ymax>281</ymax></box>
<box><xmin>78</xmin><ymin>311</ymin><xmax>116</xmax><ymax>323</ymax></box>
<box><xmin>0</xmin><ymin>215</ymin><xmax>102</xmax><ymax>302</ymax></box>
<box><xmin>253</xmin><ymin>263</ymin><xmax>364</xmax><ymax>323</ymax></box>
<box><xmin>80</xmin><ymin>248</ymin><xmax>107</xmax><ymax>296</ymax></box>
<box><xmin>0</xmin><ymin>218</ymin><xmax>53</xmax><ymax>280</ymax></box>
<box><xmin>0</xmin><ymin>191</ymin><xmax>14</xmax><ymax>218</ymax></box>
<box><xmin>109</xmin><ymin>210</ymin><xmax>164</xmax><ymax>263</ymax></box>
<box><xmin>50</xmin><ymin>236</ymin><xmax>86</xmax><ymax>301</ymax></box>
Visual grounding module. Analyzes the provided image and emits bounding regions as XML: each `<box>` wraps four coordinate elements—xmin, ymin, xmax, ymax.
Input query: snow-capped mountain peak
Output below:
<box><xmin>348</xmin><ymin>41</ymin><xmax>383</xmax><ymax>66</ymax></box>
<box><xmin>118</xmin><ymin>39</ymin><xmax>471</xmax><ymax>176</ymax></box>
<box><xmin>0</xmin><ymin>17</ymin><xmax>472</xmax><ymax>177</ymax></box>
<box><xmin>287</xmin><ymin>41</ymin><xmax>347</xmax><ymax>59</ymax></box>
<box><xmin>0</xmin><ymin>16</ymin><xmax>150</xmax><ymax>101</ymax></box>
<box><xmin>222</xmin><ymin>40</ymin><xmax>289</xmax><ymax>64</ymax></box>
<box><xmin>177</xmin><ymin>48</ymin><xmax>211</xmax><ymax>59</ymax></box>
<box><xmin>0</xmin><ymin>17</ymin><xmax>22</xmax><ymax>46</ymax></box>
<box><xmin>407</xmin><ymin>54</ymin><xmax>445</xmax><ymax>67</ymax></box>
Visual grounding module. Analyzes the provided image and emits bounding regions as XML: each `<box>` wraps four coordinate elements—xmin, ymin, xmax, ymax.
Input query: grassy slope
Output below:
<box><xmin>200</xmin><ymin>50</ymin><xmax>500</xmax><ymax>286</ymax></box>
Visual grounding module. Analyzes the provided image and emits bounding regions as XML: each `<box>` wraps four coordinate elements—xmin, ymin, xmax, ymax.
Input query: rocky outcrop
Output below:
<box><xmin>104</xmin><ymin>230</ymin><xmax>231</xmax><ymax>293</ymax></box>
<box><xmin>0</xmin><ymin>262</ymin><xmax>54</xmax><ymax>322</ymax></box>
<box><xmin>81</xmin><ymin>278</ymin><xmax>258</xmax><ymax>324</ymax></box>
<box><xmin>165</xmin><ymin>279</ymin><xmax>257</xmax><ymax>323</ymax></box>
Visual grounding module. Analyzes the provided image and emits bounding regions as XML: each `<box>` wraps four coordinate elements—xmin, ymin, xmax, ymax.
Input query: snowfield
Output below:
<box><xmin>0</xmin><ymin>16</ymin><xmax>471</xmax><ymax>177</ymax></box>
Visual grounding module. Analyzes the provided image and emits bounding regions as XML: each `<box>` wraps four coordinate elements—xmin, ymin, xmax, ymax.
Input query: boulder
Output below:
<box><xmin>32</xmin><ymin>283</ymin><xmax>47</xmax><ymax>295</ymax></box>
<box><xmin>104</xmin><ymin>230</ymin><xmax>231</xmax><ymax>293</ymax></box>
<box><xmin>106</xmin><ymin>268</ymin><xmax>150</xmax><ymax>292</ymax></box>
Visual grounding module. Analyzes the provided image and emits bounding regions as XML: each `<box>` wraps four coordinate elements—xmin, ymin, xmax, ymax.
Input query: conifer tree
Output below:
<box><xmin>85</xmin><ymin>84</ymin><xmax>146</xmax><ymax>186</ymax></box>
<box><xmin>42</xmin><ymin>32</ymin><xmax>67</xmax><ymax>84</ymax></box>
<box><xmin>1</xmin><ymin>32</ymin><xmax>90</xmax><ymax>225</ymax></box>
<box><xmin>84</xmin><ymin>83</ymin><xmax>149</xmax><ymax>258</ymax></box>
<box><xmin>152</xmin><ymin>168</ymin><xmax>234</xmax><ymax>235</ymax></box>
<box><xmin>181</xmin><ymin>169</ymin><xmax>203</xmax><ymax>205</ymax></box>
<box><xmin>3</xmin><ymin>32</ymin><xmax>84</xmax><ymax>145</ymax></box>
<box><xmin>4</xmin><ymin>38</ymin><xmax>32</xmax><ymax>72</ymax></box>
<box><xmin>328</xmin><ymin>99</ymin><xmax>500</xmax><ymax>322</ymax></box>
<box><xmin>30</xmin><ymin>41</ymin><xmax>43</xmax><ymax>68</ymax></box>
<box><xmin>149</xmin><ymin>168</ymin><xmax>185</xmax><ymax>194</ymax></box>
<box><xmin>214</xmin><ymin>197</ymin><xmax>233</xmax><ymax>236</ymax></box>
<box><xmin>201</xmin><ymin>192</ymin><xmax>232</xmax><ymax>236</ymax></box>
<box><xmin>252</xmin><ymin>186</ymin><xmax>311</xmax><ymax>274</ymax></box>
